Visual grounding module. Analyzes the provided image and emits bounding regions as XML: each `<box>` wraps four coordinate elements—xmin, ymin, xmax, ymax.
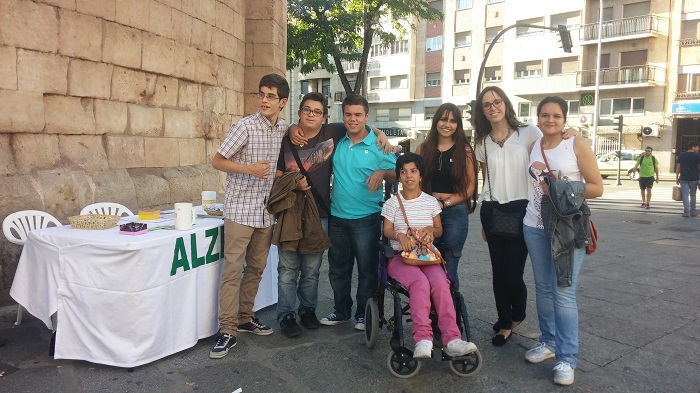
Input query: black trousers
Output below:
<box><xmin>485</xmin><ymin>232</ymin><xmax>528</xmax><ymax>330</ymax></box>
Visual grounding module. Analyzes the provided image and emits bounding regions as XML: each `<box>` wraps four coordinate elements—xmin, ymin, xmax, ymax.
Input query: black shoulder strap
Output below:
<box><xmin>284</xmin><ymin>136</ymin><xmax>331</xmax><ymax>217</ymax></box>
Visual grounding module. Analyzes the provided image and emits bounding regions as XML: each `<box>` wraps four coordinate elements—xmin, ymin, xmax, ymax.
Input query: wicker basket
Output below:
<box><xmin>68</xmin><ymin>214</ymin><xmax>121</xmax><ymax>230</ymax></box>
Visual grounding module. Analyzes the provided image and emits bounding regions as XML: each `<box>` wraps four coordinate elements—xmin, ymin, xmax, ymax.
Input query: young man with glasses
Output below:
<box><xmin>209</xmin><ymin>74</ymin><xmax>289</xmax><ymax>358</ymax></box>
<box><xmin>632</xmin><ymin>146</ymin><xmax>659</xmax><ymax>209</ymax></box>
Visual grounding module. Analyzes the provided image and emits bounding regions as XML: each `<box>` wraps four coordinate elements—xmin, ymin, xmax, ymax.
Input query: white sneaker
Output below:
<box><xmin>525</xmin><ymin>342</ymin><xmax>555</xmax><ymax>363</ymax></box>
<box><xmin>444</xmin><ymin>339</ymin><xmax>477</xmax><ymax>357</ymax></box>
<box><xmin>553</xmin><ymin>361</ymin><xmax>575</xmax><ymax>385</ymax></box>
<box><xmin>413</xmin><ymin>339</ymin><xmax>433</xmax><ymax>359</ymax></box>
<box><xmin>354</xmin><ymin>317</ymin><xmax>365</xmax><ymax>331</ymax></box>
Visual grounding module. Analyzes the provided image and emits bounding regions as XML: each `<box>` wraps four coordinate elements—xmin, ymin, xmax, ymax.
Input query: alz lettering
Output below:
<box><xmin>170</xmin><ymin>226</ymin><xmax>224</xmax><ymax>276</ymax></box>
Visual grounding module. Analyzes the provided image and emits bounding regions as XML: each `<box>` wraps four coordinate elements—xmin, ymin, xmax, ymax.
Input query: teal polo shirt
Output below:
<box><xmin>331</xmin><ymin>131</ymin><xmax>397</xmax><ymax>219</ymax></box>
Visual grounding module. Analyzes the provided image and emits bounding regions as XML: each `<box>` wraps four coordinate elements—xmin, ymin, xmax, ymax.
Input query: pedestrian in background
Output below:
<box><xmin>632</xmin><ymin>146</ymin><xmax>659</xmax><ymax>209</ymax></box>
<box><xmin>384</xmin><ymin>145</ymin><xmax>403</xmax><ymax>200</ymax></box>
<box><xmin>675</xmin><ymin>142</ymin><xmax>700</xmax><ymax>217</ymax></box>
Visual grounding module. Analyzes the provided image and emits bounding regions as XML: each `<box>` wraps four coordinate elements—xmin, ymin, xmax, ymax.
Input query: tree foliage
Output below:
<box><xmin>287</xmin><ymin>0</ymin><xmax>442</xmax><ymax>96</ymax></box>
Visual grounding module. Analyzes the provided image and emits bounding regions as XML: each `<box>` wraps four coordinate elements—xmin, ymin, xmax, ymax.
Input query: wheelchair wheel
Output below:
<box><xmin>365</xmin><ymin>299</ymin><xmax>380</xmax><ymax>349</ymax></box>
<box><xmin>387</xmin><ymin>349</ymin><xmax>421</xmax><ymax>378</ymax></box>
<box><xmin>448</xmin><ymin>349</ymin><xmax>482</xmax><ymax>377</ymax></box>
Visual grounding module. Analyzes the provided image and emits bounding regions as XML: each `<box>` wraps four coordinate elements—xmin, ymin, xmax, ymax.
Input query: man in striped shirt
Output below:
<box><xmin>209</xmin><ymin>74</ymin><xmax>289</xmax><ymax>359</ymax></box>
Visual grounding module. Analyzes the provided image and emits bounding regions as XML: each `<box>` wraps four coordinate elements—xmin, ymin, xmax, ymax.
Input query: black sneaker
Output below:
<box><xmin>238</xmin><ymin>317</ymin><xmax>273</xmax><ymax>335</ymax></box>
<box><xmin>300</xmin><ymin>310</ymin><xmax>320</xmax><ymax>329</ymax></box>
<box><xmin>320</xmin><ymin>312</ymin><xmax>350</xmax><ymax>326</ymax></box>
<box><xmin>280</xmin><ymin>313</ymin><xmax>301</xmax><ymax>338</ymax></box>
<box><xmin>209</xmin><ymin>332</ymin><xmax>236</xmax><ymax>359</ymax></box>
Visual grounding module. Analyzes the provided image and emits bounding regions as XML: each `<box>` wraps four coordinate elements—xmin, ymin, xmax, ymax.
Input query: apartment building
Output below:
<box><xmin>287</xmin><ymin>0</ymin><xmax>693</xmax><ymax>173</ymax></box>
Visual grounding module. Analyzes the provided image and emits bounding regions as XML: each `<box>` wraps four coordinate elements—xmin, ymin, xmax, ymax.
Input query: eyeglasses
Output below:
<box><xmin>645</xmin><ymin>149</ymin><xmax>652</xmax><ymax>152</ymax></box>
<box><xmin>301</xmin><ymin>107</ymin><xmax>324</xmax><ymax>117</ymax></box>
<box><xmin>482</xmin><ymin>99</ymin><xmax>504</xmax><ymax>110</ymax></box>
<box><xmin>257</xmin><ymin>92</ymin><xmax>280</xmax><ymax>101</ymax></box>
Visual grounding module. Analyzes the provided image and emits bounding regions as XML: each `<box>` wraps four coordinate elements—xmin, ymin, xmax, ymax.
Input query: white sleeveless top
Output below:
<box><xmin>524</xmin><ymin>137</ymin><xmax>581</xmax><ymax>229</ymax></box>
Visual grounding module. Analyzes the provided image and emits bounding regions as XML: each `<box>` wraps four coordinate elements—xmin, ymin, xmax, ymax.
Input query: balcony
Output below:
<box><xmin>580</xmin><ymin>15</ymin><xmax>668</xmax><ymax>44</ymax></box>
<box><xmin>577</xmin><ymin>65</ymin><xmax>664</xmax><ymax>88</ymax></box>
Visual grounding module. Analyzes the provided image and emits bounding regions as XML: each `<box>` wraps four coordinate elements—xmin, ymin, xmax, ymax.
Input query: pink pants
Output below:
<box><xmin>387</xmin><ymin>254</ymin><xmax>461</xmax><ymax>344</ymax></box>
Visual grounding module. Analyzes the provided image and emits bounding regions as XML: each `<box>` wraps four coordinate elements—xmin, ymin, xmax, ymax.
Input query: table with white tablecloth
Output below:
<box><xmin>9</xmin><ymin>212</ymin><xmax>278</xmax><ymax>368</ymax></box>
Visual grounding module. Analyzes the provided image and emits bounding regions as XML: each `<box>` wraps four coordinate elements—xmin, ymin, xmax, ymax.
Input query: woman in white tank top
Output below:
<box><xmin>522</xmin><ymin>96</ymin><xmax>603</xmax><ymax>386</ymax></box>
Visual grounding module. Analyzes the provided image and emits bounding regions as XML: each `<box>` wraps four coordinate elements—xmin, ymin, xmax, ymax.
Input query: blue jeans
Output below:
<box><xmin>276</xmin><ymin>219</ymin><xmax>328</xmax><ymax>322</ymax></box>
<box><xmin>680</xmin><ymin>180</ymin><xmax>698</xmax><ymax>215</ymax></box>
<box><xmin>327</xmin><ymin>213</ymin><xmax>380</xmax><ymax>321</ymax></box>
<box><xmin>436</xmin><ymin>203</ymin><xmax>469</xmax><ymax>288</ymax></box>
<box><xmin>524</xmin><ymin>225</ymin><xmax>584</xmax><ymax>368</ymax></box>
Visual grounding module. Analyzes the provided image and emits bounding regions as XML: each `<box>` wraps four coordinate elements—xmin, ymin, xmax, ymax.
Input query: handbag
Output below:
<box><xmin>395</xmin><ymin>193</ymin><xmax>443</xmax><ymax>266</ymax></box>
<box><xmin>672</xmin><ymin>185</ymin><xmax>682</xmax><ymax>202</ymax></box>
<box><xmin>540</xmin><ymin>141</ymin><xmax>598</xmax><ymax>255</ymax></box>
<box><xmin>481</xmin><ymin>144</ymin><xmax>526</xmax><ymax>238</ymax></box>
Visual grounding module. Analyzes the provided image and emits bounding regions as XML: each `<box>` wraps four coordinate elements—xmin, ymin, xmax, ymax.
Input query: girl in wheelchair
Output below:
<box><xmin>380</xmin><ymin>152</ymin><xmax>478</xmax><ymax>359</ymax></box>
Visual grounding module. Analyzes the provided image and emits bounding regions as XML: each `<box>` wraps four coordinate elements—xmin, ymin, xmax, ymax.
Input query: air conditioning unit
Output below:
<box><xmin>517</xmin><ymin>117</ymin><xmax>532</xmax><ymax>123</ymax></box>
<box><xmin>579</xmin><ymin>114</ymin><xmax>593</xmax><ymax>126</ymax></box>
<box><xmin>641</xmin><ymin>124</ymin><xmax>660</xmax><ymax>137</ymax></box>
<box><xmin>406</xmin><ymin>129</ymin><xmax>417</xmax><ymax>139</ymax></box>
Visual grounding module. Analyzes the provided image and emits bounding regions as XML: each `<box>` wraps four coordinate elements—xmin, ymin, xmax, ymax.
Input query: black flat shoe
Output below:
<box><xmin>492</xmin><ymin>322</ymin><xmax>499</xmax><ymax>332</ymax></box>
<box><xmin>492</xmin><ymin>330</ymin><xmax>512</xmax><ymax>346</ymax></box>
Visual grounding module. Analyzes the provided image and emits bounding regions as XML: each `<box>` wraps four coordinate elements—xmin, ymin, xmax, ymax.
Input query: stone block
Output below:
<box><xmin>87</xmin><ymin>168</ymin><xmax>138</xmax><ymax>211</ymax></box>
<box><xmin>244</xmin><ymin>0</ymin><xmax>274</xmax><ymax>20</ymax></box>
<box><xmin>163</xmin><ymin>166</ymin><xmax>202</xmax><ymax>204</ymax></box>
<box><xmin>77</xmin><ymin>0</ymin><xmax>116</xmax><ymax>21</ymax></box>
<box><xmin>178</xmin><ymin>81</ymin><xmax>201</xmax><ymax>110</ymax></box>
<box><xmin>0</xmin><ymin>90</ymin><xmax>45</xmax><ymax>133</ymax></box>
<box><xmin>246</xmin><ymin>17</ymin><xmax>274</xmax><ymax>44</ymax></box>
<box><xmin>0</xmin><ymin>135</ymin><xmax>17</xmax><ymax>176</ymax></box>
<box><xmin>205</xmin><ymin>139</ymin><xmax>221</xmax><ymax>162</ymax></box>
<box><xmin>149</xmin><ymin>75</ymin><xmax>178</xmax><ymax>107</ymax></box>
<box><xmin>111</xmin><ymin>66</ymin><xmax>156</xmax><ymax>104</ymax></box>
<box><xmin>233</xmin><ymin>11</ymin><xmax>245</xmax><ymax>41</ymax></box>
<box><xmin>232</xmin><ymin>61</ymin><xmax>244</xmax><ymax>92</ymax></box>
<box><xmin>128</xmin><ymin>171</ymin><xmax>170</xmax><ymax>210</ymax></box>
<box><xmin>193</xmin><ymin>50</ymin><xmax>218</xmax><ymax>86</ymax></box>
<box><xmin>196</xmin><ymin>163</ymin><xmax>223</xmax><ymax>194</ymax></box>
<box><xmin>215</xmin><ymin>2</ymin><xmax>235</xmax><ymax>35</ymax></box>
<box><xmin>149</xmin><ymin>0</ymin><xmax>174</xmax><ymax>39</ymax></box>
<box><xmin>0</xmin><ymin>46</ymin><xmax>17</xmax><ymax>90</ymax></box>
<box><xmin>115</xmin><ymin>0</ymin><xmax>149</xmax><ymax>30</ymax></box>
<box><xmin>103</xmin><ymin>22</ymin><xmax>142</xmax><ymax>69</ymax></box>
<box><xmin>173</xmin><ymin>43</ymin><xmax>196</xmax><ymax>82</ymax></box>
<box><xmin>178</xmin><ymin>138</ymin><xmax>205</xmax><ymax>166</ymax></box>
<box><xmin>163</xmin><ymin>109</ymin><xmax>195</xmax><ymax>138</ymax></box>
<box><xmin>171</xmin><ymin>9</ymin><xmax>192</xmax><ymax>45</ymax></box>
<box><xmin>195</xmin><ymin>113</ymin><xmax>218</xmax><ymax>139</ymax></box>
<box><xmin>202</xmin><ymin>86</ymin><xmax>225</xmax><ymax>115</ymax></box>
<box><xmin>12</xmin><ymin>133</ymin><xmax>61</xmax><ymax>174</ymax></box>
<box><xmin>199</xmin><ymin>0</ymin><xmax>216</xmax><ymax>24</ymax></box>
<box><xmin>211</xmin><ymin>28</ymin><xmax>236</xmax><ymax>60</ymax></box>
<box><xmin>105</xmin><ymin>135</ymin><xmax>145</xmax><ymax>168</ymax></box>
<box><xmin>95</xmin><ymin>99</ymin><xmax>127</xmax><ymax>134</ymax></box>
<box><xmin>252</xmin><ymin>43</ymin><xmax>275</xmax><ymax>66</ymax></box>
<box><xmin>17</xmin><ymin>50</ymin><xmax>69</xmax><ymax>94</ymax></box>
<box><xmin>37</xmin><ymin>0</ymin><xmax>76</xmax><ymax>9</ymax></box>
<box><xmin>44</xmin><ymin>96</ymin><xmax>96</xmax><ymax>135</ymax></box>
<box><xmin>219</xmin><ymin>0</ymin><xmax>241</xmax><ymax>13</ymax></box>
<box><xmin>191</xmin><ymin>18</ymin><xmax>212</xmax><ymax>52</ymax></box>
<box><xmin>128</xmin><ymin>104</ymin><xmax>163</xmax><ymax>136</ymax></box>
<box><xmin>0</xmin><ymin>0</ymin><xmax>58</xmax><ymax>53</ymax></box>
<box><xmin>58</xmin><ymin>135</ymin><xmax>109</xmax><ymax>171</ymax></box>
<box><xmin>144</xmin><ymin>137</ymin><xmax>179</xmax><ymax>167</ymax></box>
<box><xmin>0</xmin><ymin>175</ymin><xmax>44</xmax><ymax>222</ymax></box>
<box><xmin>216</xmin><ymin>57</ymin><xmax>235</xmax><ymax>90</ymax></box>
<box><xmin>58</xmin><ymin>9</ymin><xmax>103</xmax><ymax>62</ymax></box>
<box><xmin>68</xmin><ymin>59</ymin><xmax>113</xmax><ymax>99</ymax></box>
<box><xmin>142</xmin><ymin>34</ymin><xmax>176</xmax><ymax>77</ymax></box>
<box><xmin>36</xmin><ymin>170</ymin><xmax>94</xmax><ymax>220</ymax></box>
<box><xmin>159</xmin><ymin>0</ymin><xmax>182</xmax><ymax>10</ymax></box>
<box><xmin>225</xmin><ymin>89</ymin><xmax>241</xmax><ymax>116</ymax></box>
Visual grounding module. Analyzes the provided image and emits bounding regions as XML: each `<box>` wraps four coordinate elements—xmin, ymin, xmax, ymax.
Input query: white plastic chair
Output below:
<box><xmin>2</xmin><ymin>210</ymin><xmax>63</xmax><ymax>325</ymax></box>
<box><xmin>80</xmin><ymin>202</ymin><xmax>134</xmax><ymax>217</ymax></box>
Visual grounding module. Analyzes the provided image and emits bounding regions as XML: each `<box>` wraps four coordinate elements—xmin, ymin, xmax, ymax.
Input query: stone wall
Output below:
<box><xmin>0</xmin><ymin>0</ymin><xmax>288</xmax><ymax>305</ymax></box>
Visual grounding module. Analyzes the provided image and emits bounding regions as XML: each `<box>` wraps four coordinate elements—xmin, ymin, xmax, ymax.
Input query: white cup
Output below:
<box><xmin>201</xmin><ymin>190</ymin><xmax>216</xmax><ymax>210</ymax></box>
<box><xmin>174</xmin><ymin>203</ymin><xmax>197</xmax><ymax>230</ymax></box>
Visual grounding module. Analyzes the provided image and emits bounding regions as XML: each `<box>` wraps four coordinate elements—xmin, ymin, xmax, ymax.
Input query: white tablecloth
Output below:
<box><xmin>9</xmin><ymin>213</ymin><xmax>278</xmax><ymax>368</ymax></box>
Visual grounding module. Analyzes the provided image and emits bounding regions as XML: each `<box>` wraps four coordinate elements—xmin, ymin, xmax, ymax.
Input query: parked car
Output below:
<box><xmin>597</xmin><ymin>149</ymin><xmax>643</xmax><ymax>180</ymax></box>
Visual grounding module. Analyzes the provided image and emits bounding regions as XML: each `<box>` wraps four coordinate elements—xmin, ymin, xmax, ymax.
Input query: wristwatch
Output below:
<box><xmin>444</xmin><ymin>198</ymin><xmax>451</xmax><ymax>207</ymax></box>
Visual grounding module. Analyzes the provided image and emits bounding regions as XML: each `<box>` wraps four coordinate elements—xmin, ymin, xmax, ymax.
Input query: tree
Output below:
<box><xmin>287</xmin><ymin>0</ymin><xmax>442</xmax><ymax>96</ymax></box>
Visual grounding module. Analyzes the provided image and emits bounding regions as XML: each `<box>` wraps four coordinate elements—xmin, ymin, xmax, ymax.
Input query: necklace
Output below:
<box><xmin>489</xmin><ymin>130</ymin><xmax>512</xmax><ymax>148</ymax></box>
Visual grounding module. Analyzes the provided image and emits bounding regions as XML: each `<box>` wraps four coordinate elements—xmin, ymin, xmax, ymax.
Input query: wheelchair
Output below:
<box><xmin>364</xmin><ymin>241</ymin><xmax>483</xmax><ymax>378</ymax></box>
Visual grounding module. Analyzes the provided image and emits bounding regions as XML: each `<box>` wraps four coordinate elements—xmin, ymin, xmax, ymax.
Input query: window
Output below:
<box><xmin>430</xmin><ymin>1</ymin><xmax>443</xmax><ymax>11</ymax></box>
<box><xmin>518</xmin><ymin>102</ymin><xmax>531</xmax><ymax>117</ymax></box>
<box><xmin>454</xmin><ymin>69</ymin><xmax>470</xmax><ymax>85</ymax></box>
<box><xmin>397</xmin><ymin>108</ymin><xmax>412</xmax><ymax>121</ymax></box>
<box><xmin>390</xmin><ymin>75</ymin><xmax>408</xmax><ymax>89</ymax></box>
<box><xmin>426</xmin><ymin>36</ymin><xmax>443</xmax><ymax>51</ymax></box>
<box><xmin>370</xmin><ymin>43</ymin><xmax>388</xmax><ymax>57</ymax></box>
<box><xmin>322</xmin><ymin>79</ymin><xmax>331</xmax><ymax>97</ymax></box>
<box><xmin>376</xmin><ymin>108</ymin><xmax>390</xmax><ymax>121</ymax></box>
<box><xmin>457</xmin><ymin>0</ymin><xmax>473</xmax><ymax>10</ymax></box>
<box><xmin>425</xmin><ymin>107</ymin><xmax>438</xmax><ymax>120</ymax></box>
<box><xmin>485</xmin><ymin>66</ymin><xmax>501</xmax><ymax>82</ymax></box>
<box><xmin>426</xmin><ymin>72</ymin><xmax>441</xmax><ymax>87</ymax></box>
<box><xmin>390</xmin><ymin>40</ymin><xmax>409</xmax><ymax>55</ymax></box>
<box><xmin>568</xmin><ymin>100</ymin><xmax>580</xmax><ymax>115</ymax></box>
<box><xmin>455</xmin><ymin>31</ymin><xmax>472</xmax><ymax>47</ymax></box>
<box><xmin>551</xmin><ymin>11</ymin><xmax>581</xmax><ymax>30</ymax></box>
<box><xmin>487</xmin><ymin>0</ymin><xmax>504</xmax><ymax>3</ymax></box>
<box><xmin>486</xmin><ymin>27</ymin><xmax>503</xmax><ymax>44</ymax></box>
<box><xmin>599</xmin><ymin>98</ymin><xmax>645</xmax><ymax>115</ymax></box>
<box><xmin>300</xmin><ymin>81</ymin><xmax>309</xmax><ymax>94</ymax></box>
<box><xmin>549</xmin><ymin>56</ymin><xmax>578</xmax><ymax>75</ymax></box>
<box><xmin>623</xmin><ymin>1</ymin><xmax>650</xmax><ymax>18</ymax></box>
<box><xmin>370</xmin><ymin>77</ymin><xmax>386</xmax><ymax>90</ymax></box>
<box><xmin>516</xmin><ymin>18</ymin><xmax>544</xmax><ymax>37</ymax></box>
<box><xmin>515</xmin><ymin>61</ymin><xmax>542</xmax><ymax>78</ymax></box>
<box><xmin>678</xmin><ymin>73</ymin><xmax>700</xmax><ymax>92</ymax></box>
<box><xmin>599</xmin><ymin>53</ymin><xmax>611</xmax><ymax>69</ymax></box>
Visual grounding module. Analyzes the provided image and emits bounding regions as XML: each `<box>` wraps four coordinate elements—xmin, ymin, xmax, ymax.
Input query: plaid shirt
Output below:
<box><xmin>218</xmin><ymin>111</ymin><xmax>288</xmax><ymax>228</ymax></box>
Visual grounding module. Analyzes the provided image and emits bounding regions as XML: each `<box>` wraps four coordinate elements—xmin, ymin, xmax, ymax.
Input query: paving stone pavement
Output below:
<box><xmin>0</xmin><ymin>182</ymin><xmax>698</xmax><ymax>392</ymax></box>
